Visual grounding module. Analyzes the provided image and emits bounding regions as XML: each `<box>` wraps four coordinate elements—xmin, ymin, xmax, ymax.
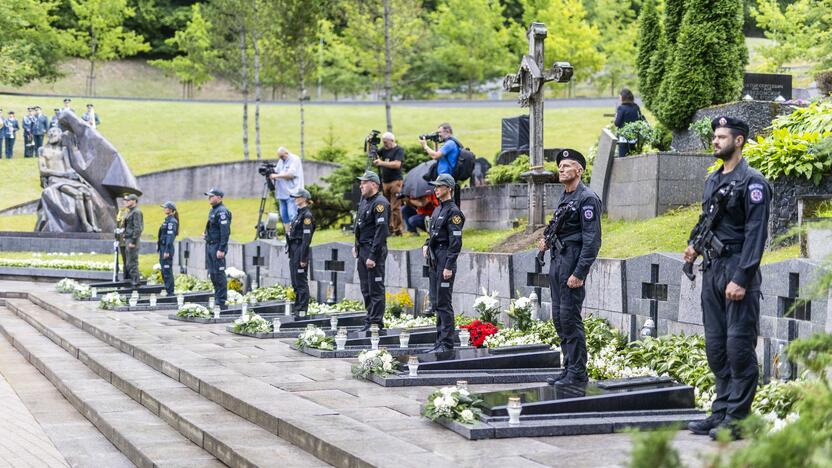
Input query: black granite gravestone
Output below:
<box><xmin>778</xmin><ymin>272</ymin><xmax>811</xmax><ymax>321</ymax></box>
<box><xmin>252</xmin><ymin>245</ymin><xmax>266</xmax><ymax>288</ymax></box>
<box><xmin>641</xmin><ymin>263</ymin><xmax>668</xmax><ymax>337</ymax></box>
<box><xmin>742</xmin><ymin>72</ymin><xmax>792</xmax><ymax>101</ymax></box>
<box><xmin>324</xmin><ymin>249</ymin><xmax>346</xmax><ymax>305</ymax></box>
<box><xmin>400</xmin><ymin>346</ymin><xmax>560</xmax><ymax>371</ymax></box>
<box><xmin>180</xmin><ymin>242</ymin><xmax>190</xmax><ymax>274</ymax></box>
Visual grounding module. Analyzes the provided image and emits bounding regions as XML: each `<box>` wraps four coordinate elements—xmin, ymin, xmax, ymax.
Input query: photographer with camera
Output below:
<box><xmin>372</xmin><ymin>132</ymin><xmax>405</xmax><ymax>236</ymax></box>
<box><xmin>420</xmin><ymin>123</ymin><xmax>461</xmax><ymax>206</ymax></box>
<box><xmin>268</xmin><ymin>147</ymin><xmax>304</xmax><ymax>230</ymax></box>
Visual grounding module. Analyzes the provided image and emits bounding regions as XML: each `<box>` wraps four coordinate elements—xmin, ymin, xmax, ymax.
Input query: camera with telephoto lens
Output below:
<box><xmin>364</xmin><ymin>130</ymin><xmax>382</xmax><ymax>168</ymax></box>
<box><xmin>419</xmin><ymin>131</ymin><xmax>441</xmax><ymax>142</ymax></box>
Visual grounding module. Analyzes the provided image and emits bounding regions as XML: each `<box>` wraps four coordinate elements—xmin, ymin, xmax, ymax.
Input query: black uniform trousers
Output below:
<box><xmin>288</xmin><ymin>241</ymin><xmax>310</xmax><ymax>313</ymax></box>
<box><xmin>125</xmin><ymin>246</ymin><xmax>140</xmax><ymax>287</ymax></box>
<box><xmin>206</xmin><ymin>243</ymin><xmax>228</xmax><ymax>306</ymax></box>
<box><xmin>24</xmin><ymin>133</ymin><xmax>34</xmax><ymax>157</ymax></box>
<box><xmin>430</xmin><ymin>247</ymin><xmax>455</xmax><ymax>348</ymax></box>
<box><xmin>356</xmin><ymin>245</ymin><xmax>386</xmax><ymax>327</ymax></box>
<box><xmin>701</xmin><ymin>252</ymin><xmax>760</xmax><ymax>419</ymax></box>
<box><xmin>548</xmin><ymin>243</ymin><xmax>588</xmax><ymax>379</ymax></box>
<box><xmin>118</xmin><ymin>245</ymin><xmax>129</xmax><ymax>281</ymax></box>
<box><xmin>160</xmin><ymin>254</ymin><xmax>175</xmax><ymax>296</ymax></box>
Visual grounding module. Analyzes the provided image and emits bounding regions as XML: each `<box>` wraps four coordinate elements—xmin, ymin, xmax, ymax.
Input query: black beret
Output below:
<box><xmin>555</xmin><ymin>149</ymin><xmax>586</xmax><ymax>169</ymax></box>
<box><xmin>711</xmin><ymin>116</ymin><xmax>749</xmax><ymax>137</ymax></box>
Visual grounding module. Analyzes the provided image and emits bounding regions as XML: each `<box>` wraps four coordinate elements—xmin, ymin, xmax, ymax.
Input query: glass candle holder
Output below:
<box><xmin>129</xmin><ymin>296</ymin><xmax>138</xmax><ymax>307</ymax></box>
<box><xmin>241</xmin><ymin>303</ymin><xmax>249</xmax><ymax>316</ymax></box>
<box><xmin>407</xmin><ymin>356</ymin><xmax>419</xmax><ymax>377</ymax></box>
<box><xmin>272</xmin><ymin>318</ymin><xmax>281</xmax><ymax>332</ymax></box>
<box><xmin>330</xmin><ymin>315</ymin><xmax>338</xmax><ymax>331</ymax></box>
<box><xmin>458</xmin><ymin>328</ymin><xmax>471</xmax><ymax>347</ymax></box>
<box><xmin>213</xmin><ymin>305</ymin><xmax>221</xmax><ymax>319</ymax></box>
<box><xmin>370</xmin><ymin>332</ymin><xmax>380</xmax><ymax>350</ymax></box>
<box><xmin>399</xmin><ymin>332</ymin><xmax>410</xmax><ymax>348</ymax></box>
<box><xmin>208</xmin><ymin>297</ymin><xmax>215</xmax><ymax>310</ymax></box>
<box><xmin>177</xmin><ymin>294</ymin><xmax>184</xmax><ymax>308</ymax></box>
<box><xmin>90</xmin><ymin>287</ymin><xmax>97</xmax><ymax>299</ymax></box>
<box><xmin>456</xmin><ymin>380</ymin><xmax>468</xmax><ymax>391</ymax></box>
<box><xmin>284</xmin><ymin>301</ymin><xmax>293</xmax><ymax>316</ymax></box>
<box><xmin>335</xmin><ymin>333</ymin><xmax>347</xmax><ymax>350</ymax></box>
<box><xmin>507</xmin><ymin>397</ymin><xmax>522</xmax><ymax>425</ymax></box>
<box><xmin>149</xmin><ymin>294</ymin><xmax>157</xmax><ymax>308</ymax></box>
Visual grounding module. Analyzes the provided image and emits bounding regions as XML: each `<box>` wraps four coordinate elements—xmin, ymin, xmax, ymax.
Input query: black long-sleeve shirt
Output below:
<box><xmin>428</xmin><ymin>199</ymin><xmax>465</xmax><ymax>271</ymax></box>
<box><xmin>354</xmin><ymin>191</ymin><xmax>390</xmax><ymax>262</ymax></box>
<box><xmin>694</xmin><ymin>158</ymin><xmax>771</xmax><ymax>288</ymax></box>
<box><xmin>205</xmin><ymin>203</ymin><xmax>231</xmax><ymax>252</ymax></box>
<box><xmin>156</xmin><ymin>215</ymin><xmax>178</xmax><ymax>256</ymax></box>
<box><xmin>552</xmin><ymin>183</ymin><xmax>602</xmax><ymax>280</ymax></box>
<box><xmin>287</xmin><ymin>206</ymin><xmax>315</xmax><ymax>264</ymax></box>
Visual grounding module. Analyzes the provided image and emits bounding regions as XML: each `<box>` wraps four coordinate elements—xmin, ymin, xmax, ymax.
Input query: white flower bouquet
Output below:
<box><xmin>176</xmin><ymin>303</ymin><xmax>211</xmax><ymax>318</ymax></box>
<box><xmin>352</xmin><ymin>348</ymin><xmax>399</xmax><ymax>378</ymax></box>
<box><xmin>56</xmin><ymin>278</ymin><xmax>81</xmax><ymax>293</ymax></box>
<box><xmin>231</xmin><ymin>312</ymin><xmax>272</xmax><ymax>333</ymax></box>
<box><xmin>71</xmin><ymin>285</ymin><xmax>92</xmax><ymax>300</ymax></box>
<box><xmin>422</xmin><ymin>385</ymin><xmax>484</xmax><ymax>425</ymax></box>
<box><xmin>295</xmin><ymin>325</ymin><xmax>335</xmax><ymax>350</ymax></box>
<box><xmin>225</xmin><ymin>290</ymin><xmax>245</xmax><ymax>305</ymax></box>
<box><xmin>384</xmin><ymin>314</ymin><xmax>435</xmax><ymax>330</ymax></box>
<box><xmin>507</xmin><ymin>295</ymin><xmax>534</xmax><ymax>331</ymax></box>
<box><xmin>99</xmin><ymin>292</ymin><xmax>125</xmax><ymax>310</ymax></box>
<box><xmin>472</xmin><ymin>288</ymin><xmax>501</xmax><ymax>324</ymax></box>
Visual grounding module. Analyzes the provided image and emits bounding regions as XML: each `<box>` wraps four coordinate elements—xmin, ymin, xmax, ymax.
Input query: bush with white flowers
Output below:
<box><xmin>295</xmin><ymin>325</ymin><xmax>334</xmax><ymax>350</ymax></box>
<box><xmin>231</xmin><ymin>312</ymin><xmax>271</xmax><ymax>334</ymax></box>
<box><xmin>352</xmin><ymin>349</ymin><xmax>399</xmax><ymax>378</ymax></box>
<box><xmin>225</xmin><ymin>290</ymin><xmax>245</xmax><ymax>305</ymax></box>
<box><xmin>98</xmin><ymin>292</ymin><xmax>125</xmax><ymax>310</ymax></box>
<box><xmin>56</xmin><ymin>278</ymin><xmax>81</xmax><ymax>293</ymax></box>
<box><xmin>506</xmin><ymin>295</ymin><xmax>534</xmax><ymax>331</ymax></box>
<box><xmin>422</xmin><ymin>385</ymin><xmax>485</xmax><ymax>425</ymax></box>
<box><xmin>176</xmin><ymin>303</ymin><xmax>211</xmax><ymax>318</ymax></box>
<box><xmin>71</xmin><ymin>285</ymin><xmax>92</xmax><ymax>300</ymax></box>
<box><xmin>385</xmin><ymin>314</ymin><xmax>435</xmax><ymax>330</ymax></box>
<box><xmin>308</xmin><ymin>299</ymin><xmax>365</xmax><ymax>315</ymax></box>
<box><xmin>472</xmin><ymin>288</ymin><xmax>501</xmax><ymax>324</ymax></box>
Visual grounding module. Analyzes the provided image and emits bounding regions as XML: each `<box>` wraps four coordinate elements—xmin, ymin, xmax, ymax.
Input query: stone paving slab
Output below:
<box><xmin>0</xmin><ymin>281</ymin><xmax>736</xmax><ymax>467</ymax></box>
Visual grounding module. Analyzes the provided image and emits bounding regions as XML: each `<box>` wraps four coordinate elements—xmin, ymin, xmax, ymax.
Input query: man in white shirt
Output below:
<box><xmin>269</xmin><ymin>146</ymin><xmax>304</xmax><ymax>230</ymax></box>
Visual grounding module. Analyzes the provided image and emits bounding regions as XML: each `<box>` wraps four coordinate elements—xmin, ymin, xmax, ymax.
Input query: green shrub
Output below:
<box><xmin>688</xmin><ymin>116</ymin><xmax>713</xmax><ymax>150</ymax></box>
<box><xmin>636</xmin><ymin>0</ymin><xmax>663</xmax><ymax>110</ymax></box>
<box><xmin>744</xmin><ymin>129</ymin><xmax>832</xmax><ymax>184</ymax></box>
<box><xmin>307</xmin><ymin>184</ymin><xmax>350</xmax><ymax>229</ymax></box>
<box><xmin>618</xmin><ymin>120</ymin><xmax>658</xmax><ymax>154</ymax></box>
<box><xmin>817</xmin><ymin>70</ymin><xmax>832</xmax><ymax>97</ymax></box>
<box><xmin>485</xmin><ymin>155</ymin><xmax>559</xmax><ymax>184</ymax></box>
<box><xmin>315</xmin><ymin>146</ymin><xmax>348</xmax><ymax>162</ymax></box>
<box><xmin>771</xmin><ymin>99</ymin><xmax>832</xmax><ymax>134</ymax></box>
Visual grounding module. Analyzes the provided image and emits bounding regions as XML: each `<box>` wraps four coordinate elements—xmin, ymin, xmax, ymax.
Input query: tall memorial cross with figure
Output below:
<box><xmin>503</xmin><ymin>22</ymin><xmax>573</xmax><ymax>230</ymax></box>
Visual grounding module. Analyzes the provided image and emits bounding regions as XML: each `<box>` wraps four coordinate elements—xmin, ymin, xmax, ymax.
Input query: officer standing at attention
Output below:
<box><xmin>540</xmin><ymin>149</ymin><xmax>601</xmax><ymax>386</ymax></box>
<box><xmin>286</xmin><ymin>189</ymin><xmax>315</xmax><ymax>315</ymax></box>
<box><xmin>353</xmin><ymin>171</ymin><xmax>390</xmax><ymax>331</ymax></box>
<box><xmin>32</xmin><ymin>106</ymin><xmax>49</xmax><ymax>152</ymax></box>
<box><xmin>123</xmin><ymin>194</ymin><xmax>144</xmax><ymax>288</ymax></box>
<box><xmin>23</xmin><ymin>108</ymin><xmax>35</xmax><ymax>158</ymax></box>
<box><xmin>685</xmin><ymin>117</ymin><xmax>770</xmax><ymax>441</ymax></box>
<box><xmin>423</xmin><ymin>174</ymin><xmax>465</xmax><ymax>353</ymax></box>
<box><xmin>157</xmin><ymin>201</ymin><xmax>179</xmax><ymax>296</ymax></box>
<box><xmin>204</xmin><ymin>188</ymin><xmax>232</xmax><ymax>307</ymax></box>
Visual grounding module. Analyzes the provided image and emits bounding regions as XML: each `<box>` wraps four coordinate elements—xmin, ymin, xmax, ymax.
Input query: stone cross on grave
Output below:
<box><xmin>179</xmin><ymin>242</ymin><xmax>190</xmax><ymax>274</ymax></box>
<box><xmin>641</xmin><ymin>264</ymin><xmax>668</xmax><ymax>338</ymax></box>
<box><xmin>503</xmin><ymin>22</ymin><xmax>573</xmax><ymax>231</ymax></box>
<box><xmin>778</xmin><ymin>272</ymin><xmax>811</xmax><ymax>321</ymax></box>
<box><xmin>526</xmin><ymin>260</ymin><xmax>550</xmax><ymax>306</ymax></box>
<box><xmin>251</xmin><ymin>245</ymin><xmax>266</xmax><ymax>288</ymax></box>
<box><xmin>323</xmin><ymin>248</ymin><xmax>345</xmax><ymax>305</ymax></box>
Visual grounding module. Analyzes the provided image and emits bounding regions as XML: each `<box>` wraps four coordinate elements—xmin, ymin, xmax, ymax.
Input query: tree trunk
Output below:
<box><xmin>87</xmin><ymin>30</ymin><xmax>98</xmax><ymax>96</ymax></box>
<box><xmin>467</xmin><ymin>80</ymin><xmax>473</xmax><ymax>100</ymax></box>
<box><xmin>383</xmin><ymin>0</ymin><xmax>393</xmax><ymax>132</ymax></box>
<box><xmin>252</xmin><ymin>10</ymin><xmax>262</xmax><ymax>161</ymax></box>
<box><xmin>240</xmin><ymin>27</ymin><xmax>250</xmax><ymax>161</ymax></box>
<box><xmin>299</xmin><ymin>55</ymin><xmax>306</xmax><ymax>159</ymax></box>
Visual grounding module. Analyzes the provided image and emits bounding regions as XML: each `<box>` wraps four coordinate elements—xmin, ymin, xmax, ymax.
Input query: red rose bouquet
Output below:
<box><xmin>460</xmin><ymin>320</ymin><xmax>499</xmax><ymax>348</ymax></box>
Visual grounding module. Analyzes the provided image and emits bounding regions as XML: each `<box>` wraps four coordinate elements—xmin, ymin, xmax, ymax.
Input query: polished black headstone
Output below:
<box><xmin>479</xmin><ymin>376</ymin><xmax>694</xmax><ymax>417</ymax></box>
<box><xmin>280</xmin><ymin>312</ymin><xmax>367</xmax><ymax>329</ymax></box>
<box><xmin>742</xmin><ymin>72</ymin><xmax>792</xmax><ymax>100</ymax></box>
<box><xmin>89</xmin><ymin>279</ymin><xmax>147</xmax><ymax>289</ymax></box>
<box><xmin>399</xmin><ymin>346</ymin><xmax>559</xmax><ymax>371</ymax></box>
<box><xmin>138</xmin><ymin>291</ymin><xmax>213</xmax><ymax>305</ymax></box>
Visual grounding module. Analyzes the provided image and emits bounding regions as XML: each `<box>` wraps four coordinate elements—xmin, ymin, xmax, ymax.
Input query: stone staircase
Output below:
<box><xmin>0</xmin><ymin>292</ymin><xmax>447</xmax><ymax>468</ymax></box>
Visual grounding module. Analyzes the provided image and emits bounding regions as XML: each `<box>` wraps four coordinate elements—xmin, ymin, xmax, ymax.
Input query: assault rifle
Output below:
<box><xmin>536</xmin><ymin>202</ymin><xmax>574</xmax><ymax>268</ymax></box>
<box><xmin>424</xmin><ymin>216</ymin><xmax>436</xmax><ymax>269</ymax></box>
<box><xmin>683</xmin><ymin>181</ymin><xmax>737</xmax><ymax>280</ymax></box>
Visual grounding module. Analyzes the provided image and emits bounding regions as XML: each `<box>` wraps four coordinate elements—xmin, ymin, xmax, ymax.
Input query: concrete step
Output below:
<box><xmin>3</xmin><ymin>298</ymin><xmax>329</xmax><ymax>468</ymax></box>
<box><xmin>18</xmin><ymin>292</ymin><xmax>450</xmax><ymax>468</ymax></box>
<box><xmin>0</xmin><ymin>307</ymin><xmax>223</xmax><ymax>468</ymax></box>
<box><xmin>0</xmin><ymin>318</ymin><xmax>134</xmax><ymax>467</ymax></box>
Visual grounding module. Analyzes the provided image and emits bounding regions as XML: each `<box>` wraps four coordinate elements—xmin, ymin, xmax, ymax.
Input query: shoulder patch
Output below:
<box><xmin>304</xmin><ymin>218</ymin><xmax>311</xmax><ymax>225</ymax></box>
<box><xmin>749</xmin><ymin>187</ymin><xmax>764</xmax><ymax>204</ymax></box>
<box><xmin>582</xmin><ymin>205</ymin><xmax>595</xmax><ymax>221</ymax></box>
<box><xmin>451</xmin><ymin>215</ymin><xmax>462</xmax><ymax>224</ymax></box>
<box><xmin>375</xmin><ymin>204</ymin><xmax>385</xmax><ymax>213</ymax></box>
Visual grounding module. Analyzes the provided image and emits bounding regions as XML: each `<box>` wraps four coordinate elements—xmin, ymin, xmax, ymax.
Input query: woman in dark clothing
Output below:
<box><xmin>614</xmin><ymin>88</ymin><xmax>644</xmax><ymax>157</ymax></box>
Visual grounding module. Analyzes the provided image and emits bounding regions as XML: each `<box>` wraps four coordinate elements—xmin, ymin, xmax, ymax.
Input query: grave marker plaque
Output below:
<box><xmin>742</xmin><ymin>72</ymin><xmax>792</xmax><ymax>101</ymax></box>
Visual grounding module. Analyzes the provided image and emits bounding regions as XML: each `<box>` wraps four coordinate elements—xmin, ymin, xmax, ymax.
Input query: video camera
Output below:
<box><xmin>258</xmin><ymin>162</ymin><xmax>277</xmax><ymax>177</ymax></box>
<box><xmin>419</xmin><ymin>131</ymin><xmax>441</xmax><ymax>143</ymax></box>
<box><xmin>364</xmin><ymin>130</ymin><xmax>381</xmax><ymax>168</ymax></box>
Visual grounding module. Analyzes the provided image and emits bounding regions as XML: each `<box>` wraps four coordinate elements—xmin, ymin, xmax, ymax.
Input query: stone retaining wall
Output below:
<box><xmin>460</xmin><ymin>183</ymin><xmax>564</xmax><ymax>229</ymax></box>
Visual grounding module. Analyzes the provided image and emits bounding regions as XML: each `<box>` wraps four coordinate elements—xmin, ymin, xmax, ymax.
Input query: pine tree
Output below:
<box><xmin>657</xmin><ymin>0</ymin><xmax>747</xmax><ymax>130</ymax></box>
<box><xmin>636</xmin><ymin>0</ymin><xmax>661</xmax><ymax>109</ymax></box>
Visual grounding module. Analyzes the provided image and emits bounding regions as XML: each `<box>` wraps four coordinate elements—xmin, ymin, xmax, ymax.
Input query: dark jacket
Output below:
<box><xmin>157</xmin><ymin>215</ymin><xmax>178</xmax><ymax>257</ymax></box>
<box><xmin>287</xmin><ymin>206</ymin><xmax>315</xmax><ymax>264</ymax></box>
<box><xmin>552</xmin><ymin>183</ymin><xmax>602</xmax><ymax>280</ymax></box>
<box><xmin>354</xmin><ymin>191</ymin><xmax>390</xmax><ymax>262</ymax></box>
<box><xmin>123</xmin><ymin>207</ymin><xmax>144</xmax><ymax>246</ymax></box>
<box><xmin>614</xmin><ymin>102</ymin><xmax>644</xmax><ymax>129</ymax></box>
<box><xmin>427</xmin><ymin>199</ymin><xmax>465</xmax><ymax>271</ymax></box>
<box><xmin>205</xmin><ymin>203</ymin><xmax>232</xmax><ymax>252</ymax></box>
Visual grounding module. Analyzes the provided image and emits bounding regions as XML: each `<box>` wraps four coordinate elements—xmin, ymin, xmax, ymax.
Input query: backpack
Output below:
<box><xmin>448</xmin><ymin>137</ymin><xmax>476</xmax><ymax>182</ymax></box>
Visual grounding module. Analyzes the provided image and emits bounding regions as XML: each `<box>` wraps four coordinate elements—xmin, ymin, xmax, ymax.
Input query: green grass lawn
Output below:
<box><xmin>0</xmin><ymin>95</ymin><xmax>611</xmax><ymax>211</ymax></box>
<box><xmin>0</xmin><ymin>201</ymin><xmax>800</xmax><ymax>263</ymax></box>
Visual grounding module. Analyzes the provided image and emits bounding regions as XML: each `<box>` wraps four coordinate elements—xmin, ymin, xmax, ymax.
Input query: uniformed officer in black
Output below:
<box><xmin>424</xmin><ymin>174</ymin><xmax>465</xmax><ymax>352</ymax></box>
<box><xmin>157</xmin><ymin>201</ymin><xmax>179</xmax><ymax>296</ymax></box>
<box><xmin>540</xmin><ymin>149</ymin><xmax>602</xmax><ymax>386</ymax></box>
<box><xmin>286</xmin><ymin>189</ymin><xmax>315</xmax><ymax>314</ymax></box>
<box><xmin>123</xmin><ymin>194</ymin><xmax>144</xmax><ymax>288</ymax></box>
<box><xmin>353</xmin><ymin>171</ymin><xmax>390</xmax><ymax>331</ymax></box>
<box><xmin>685</xmin><ymin>117</ymin><xmax>771</xmax><ymax>440</ymax></box>
<box><xmin>204</xmin><ymin>188</ymin><xmax>232</xmax><ymax>306</ymax></box>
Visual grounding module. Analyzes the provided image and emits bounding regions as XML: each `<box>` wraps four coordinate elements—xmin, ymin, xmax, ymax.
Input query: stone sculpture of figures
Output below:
<box><xmin>36</xmin><ymin>127</ymin><xmax>102</xmax><ymax>232</ymax></box>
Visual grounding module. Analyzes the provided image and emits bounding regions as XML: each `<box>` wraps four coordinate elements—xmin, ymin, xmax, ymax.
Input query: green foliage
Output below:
<box><xmin>307</xmin><ymin>184</ymin><xmax>350</xmax><ymax>230</ymax></box>
<box><xmin>431</xmin><ymin>0</ymin><xmax>512</xmax><ymax>99</ymax></box>
<box><xmin>624</xmin><ymin>334</ymin><xmax>714</xmax><ymax>395</ymax></box>
<box><xmin>751</xmin><ymin>0</ymin><xmax>832</xmax><ymax>72</ymax></box>
<box><xmin>772</xmin><ymin>100</ymin><xmax>832</xmax><ymax>134</ymax></box>
<box><xmin>320</xmin><ymin>152</ymin><xmax>366</xmax><ymax>200</ymax></box>
<box><xmin>0</xmin><ymin>0</ymin><xmax>68</xmax><ymax>87</ymax></box>
<box><xmin>317</xmin><ymin>19</ymin><xmax>364</xmax><ymax>100</ymax></box>
<box><xmin>591</xmin><ymin>0</ymin><xmax>637</xmax><ymax>97</ymax></box>
<box><xmin>817</xmin><ymin>70</ymin><xmax>832</xmax><ymax>97</ymax></box>
<box><xmin>636</xmin><ymin>0</ymin><xmax>662</xmax><ymax>108</ymax></box>
<box><xmin>148</xmin><ymin>3</ymin><xmax>215</xmax><ymax>90</ymax></box>
<box><xmin>744</xmin><ymin>129</ymin><xmax>832</xmax><ymax>184</ymax></box>
<box><xmin>663</xmin><ymin>0</ymin><xmax>687</xmax><ymax>47</ymax></box>
<box><xmin>688</xmin><ymin>117</ymin><xmax>713</xmax><ymax>150</ymax></box>
<box><xmin>656</xmin><ymin>0</ymin><xmax>747</xmax><ymax>130</ymax></box>
<box><xmin>752</xmin><ymin>379</ymin><xmax>807</xmax><ymax>419</ymax></box>
<box><xmin>485</xmin><ymin>155</ymin><xmax>559</xmax><ymax>184</ymax></box>
<box><xmin>617</xmin><ymin>120</ymin><xmax>658</xmax><ymax>154</ymax></box>
<box><xmin>627</xmin><ymin>426</ymin><xmax>684</xmax><ymax>468</ymax></box>
<box><xmin>584</xmin><ymin>316</ymin><xmax>627</xmax><ymax>355</ymax></box>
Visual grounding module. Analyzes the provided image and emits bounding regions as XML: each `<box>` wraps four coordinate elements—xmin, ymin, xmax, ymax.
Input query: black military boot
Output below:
<box><xmin>708</xmin><ymin>417</ymin><xmax>743</xmax><ymax>441</ymax></box>
<box><xmin>688</xmin><ymin>412</ymin><xmax>724</xmax><ymax>435</ymax></box>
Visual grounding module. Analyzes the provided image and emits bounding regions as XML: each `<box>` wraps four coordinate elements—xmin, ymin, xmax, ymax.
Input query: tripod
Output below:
<box><xmin>254</xmin><ymin>179</ymin><xmax>275</xmax><ymax>240</ymax></box>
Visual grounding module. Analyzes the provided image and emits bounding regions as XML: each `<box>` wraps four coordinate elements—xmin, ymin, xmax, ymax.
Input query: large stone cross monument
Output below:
<box><xmin>503</xmin><ymin>22</ymin><xmax>573</xmax><ymax>230</ymax></box>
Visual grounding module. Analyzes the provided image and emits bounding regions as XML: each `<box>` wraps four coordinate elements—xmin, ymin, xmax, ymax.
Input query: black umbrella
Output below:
<box><xmin>402</xmin><ymin>160</ymin><xmax>435</xmax><ymax>198</ymax></box>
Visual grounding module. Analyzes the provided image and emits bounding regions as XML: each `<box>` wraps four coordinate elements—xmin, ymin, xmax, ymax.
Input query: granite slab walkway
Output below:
<box><xmin>0</xmin><ymin>279</ymin><xmax>734</xmax><ymax>467</ymax></box>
